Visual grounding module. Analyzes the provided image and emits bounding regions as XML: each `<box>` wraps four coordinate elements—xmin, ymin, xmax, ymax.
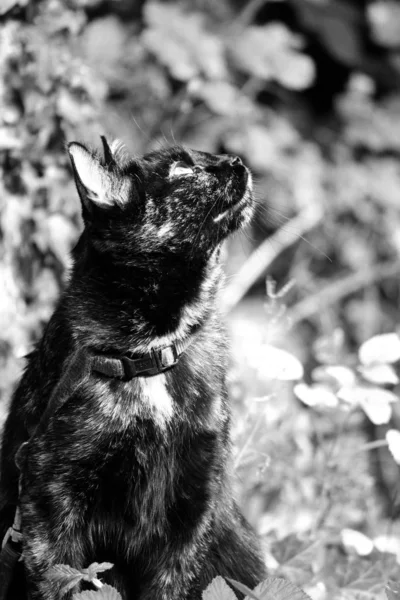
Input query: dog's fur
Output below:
<box><xmin>0</xmin><ymin>140</ymin><xmax>266</xmax><ymax>599</ymax></box>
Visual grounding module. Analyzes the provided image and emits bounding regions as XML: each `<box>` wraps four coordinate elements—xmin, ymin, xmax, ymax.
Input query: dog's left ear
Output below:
<box><xmin>68</xmin><ymin>142</ymin><xmax>130</xmax><ymax>214</ymax></box>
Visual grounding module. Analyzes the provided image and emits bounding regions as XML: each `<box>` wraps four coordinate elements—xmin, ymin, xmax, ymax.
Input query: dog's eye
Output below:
<box><xmin>170</xmin><ymin>162</ymin><xmax>194</xmax><ymax>178</ymax></box>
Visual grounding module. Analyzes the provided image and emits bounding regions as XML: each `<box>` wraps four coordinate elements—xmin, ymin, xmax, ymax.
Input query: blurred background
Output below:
<box><xmin>3</xmin><ymin>0</ymin><xmax>400</xmax><ymax>595</ymax></box>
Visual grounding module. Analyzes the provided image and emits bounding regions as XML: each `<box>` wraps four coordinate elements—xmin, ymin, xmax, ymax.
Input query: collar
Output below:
<box><xmin>90</xmin><ymin>336</ymin><xmax>193</xmax><ymax>381</ymax></box>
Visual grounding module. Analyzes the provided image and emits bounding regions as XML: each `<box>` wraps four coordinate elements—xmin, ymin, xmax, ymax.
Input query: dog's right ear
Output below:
<box><xmin>68</xmin><ymin>142</ymin><xmax>130</xmax><ymax>216</ymax></box>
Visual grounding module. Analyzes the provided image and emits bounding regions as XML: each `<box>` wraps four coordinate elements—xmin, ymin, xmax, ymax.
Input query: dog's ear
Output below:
<box><xmin>68</xmin><ymin>142</ymin><xmax>131</xmax><ymax>216</ymax></box>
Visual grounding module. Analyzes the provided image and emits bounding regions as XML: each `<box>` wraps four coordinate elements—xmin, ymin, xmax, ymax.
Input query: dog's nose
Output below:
<box><xmin>229</xmin><ymin>156</ymin><xmax>242</xmax><ymax>166</ymax></box>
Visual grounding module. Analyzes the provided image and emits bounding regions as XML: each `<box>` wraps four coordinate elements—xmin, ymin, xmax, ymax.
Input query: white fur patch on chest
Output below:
<box><xmin>93</xmin><ymin>376</ymin><xmax>174</xmax><ymax>429</ymax></box>
<box><xmin>138</xmin><ymin>374</ymin><xmax>174</xmax><ymax>428</ymax></box>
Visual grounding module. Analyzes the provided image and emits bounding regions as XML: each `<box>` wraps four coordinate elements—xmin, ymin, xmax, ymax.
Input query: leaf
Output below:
<box><xmin>361</xmin><ymin>397</ymin><xmax>393</xmax><ymax>425</ymax></box>
<box><xmin>142</xmin><ymin>2</ymin><xmax>227</xmax><ymax>82</ymax></box>
<box><xmin>0</xmin><ymin>0</ymin><xmax>28</xmax><ymax>15</ymax></box>
<box><xmin>232</xmin><ymin>124</ymin><xmax>280</xmax><ymax>171</ymax></box>
<box><xmin>227</xmin><ymin>579</ymin><xmax>261</xmax><ymax>600</ymax></box>
<box><xmin>341</xmin><ymin>529</ymin><xmax>374</xmax><ymax>556</ymax></box>
<box><xmin>374</xmin><ymin>535</ymin><xmax>400</xmax><ymax>561</ymax></box>
<box><xmin>84</xmin><ymin>563</ymin><xmax>114</xmax><ymax>579</ymax></box>
<box><xmin>315</xmin><ymin>13</ymin><xmax>363</xmax><ymax>66</ymax></box>
<box><xmin>202</xmin><ymin>576</ymin><xmax>238</xmax><ymax>600</ymax></box>
<box><xmin>359</xmin><ymin>364</ymin><xmax>399</xmax><ymax>385</ymax></box>
<box><xmin>386</xmin><ymin>580</ymin><xmax>400</xmax><ymax>600</ymax></box>
<box><xmin>73</xmin><ymin>585</ymin><xmax>122</xmax><ymax>600</ymax></box>
<box><xmin>33</xmin><ymin>268</ymin><xmax>59</xmax><ymax>308</ymax></box>
<box><xmin>359</xmin><ymin>333</ymin><xmax>400</xmax><ymax>365</ymax></box>
<box><xmin>191</xmin><ymin>80</ymin><xmax>251</xmax><ymax>117</ymax></box>
<box><xmin>0</xmin><ymin>127</ymin><xmax>22</xmax><ymax>150</ymax></box>
<box><xmin>275</xmin><ymin>53</ymin><xmax>315</xmax><ymax>91</ymax></box>
<box><xmin>302</xmin><ymin>582</ymin><xmax>326</xmax><ymax>600</ymax></box>
<box><xmin>335</xmin><ymin>556</ymin><xmax>390</xmax><ymax>598</ymax></box>
<box><xmin>270</xmin><ymin>535</ymin><xmax>320</xmax><ymax>578</ymax></box>
<box><xmin>47</xmin><ymin>564</ymin><xmax>84</xmax><ymax>594</ymax></box>
<box><xmin>247</xmin><ymin>577</ymin><xmax>312</xmax><ymax>600</ymax></box>
<box><xmin>34</xmin><ymin>213</ymin><xmax>77</xmax><ymax>268</ymax></box>
<box><xmin>230</xmin><ymin>24</ymin><xmax>314</xmax><ymax>90</ymax></box>
<box><xmin>338</xmin><ymin>386</ymin><xmax>397</xmax><ymax>424</ymax></box>
<box><xmin>312</xmin><ymin>365</ymin><xmax>356</xmax><ymax>390</ymax></box>
<box><xmin>386</xmin><ymin>430</ymin><xmax>400</xmax><ymax>464</ymax></box>
<box><xmin>47</xmin><ymin>564</ymin><xmax>83</xmax><ymax>580</ymax></box>
<box><xmin>257</xmin><ymin>344</ymin><xmax>304</xmax><ymax>381</ymax></box>
<box><xmin>48</xmin><ymin>562</ymin><xmax>114</xmax><ymax>596</ymax></box>
<box><xmin>82</xmin><ymin>17</ymin><xmax>126</xmax><ymax>71</ymax></box>
<box><xmin>360</xmin><ymin>389</ymin><xmax>397</xmax><ymax>425</ymax></box>
<box><xmin>368</xmin><ymin>1</ymin><xmax>400</xmax><ymax>48</ymax></box>
<box><xmin>294</xmin><ymin>383</ymin><xmax>338</xmax><ymax>408</ymax></box>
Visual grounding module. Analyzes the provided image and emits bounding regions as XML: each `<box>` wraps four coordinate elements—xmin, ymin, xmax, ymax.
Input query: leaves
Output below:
<box><xmin>312</xmin><ymin>365</ymin><xmax>356</xmax><ymax>390</ymax></box>
<box><xmin>35</xmin><ymin>213</ymin><xmax>77</xmax><ymax>268</ymax></box>
<box><xmin>335</xmin><ymin>557</ymin><xmax>389</xmax><ymax>598</ymax></box>
<box><xmin>227</xmin><ymin>579</ymin><xmax>260</xmax><ymax>600</ymax></box>
<box><xmin>48</xmin><ymin>562</ymin><xmax>114</xmax><ymax>596</ymax></box>
<box><xmin>255</xmin><ymin>345</ymin><xmax>304</xmax><ymax>381</ymax></box>
<box><xmin>314</xmin><ymin>12</ymin><xmax>363</xmax><ymax>67</ymax></box>
<box><xmin>189</xmin><ymin>80</ymin><xmax>252</xmax><ymax>117</ymax></box>
<box><xmin>249</xmin><ymin>578</ymin><xmax>312</xmax><ymax>600</ymax></box>
<box><xmin>359</xmin><ymin>363</ymin><xmax>399</xmax><ymax>386</ymax></box>
<box><xmin>359</xmin><ymin>333</ymin><xmax>400</xmax><ymax>365</ymax></box>
<box><xmin>341</xmin><ymin>529</ymin><xmax>374</xmax><ymax>557</ymax></box>
<box><xmin>294</xmin><ymin>383</ymin><xmax>338</xmax><ymax>409</ymax></box>
<box><xmin>47</xmin><ymin>564</ymin><xmax>84</xmax><ymax>595</ymax></box>
<box><xmin>204</xmin><ymin>575</ymin><xmax>313</xmax><ymax>600</ymax></box>
<box><xmin>386</xmin><ymin>429</ymin><xmax>400</xmax><ymax>464</ymax></box>
<box><xmin>368</xmin><ymin>1</ymin><xmax>400</xmax><ymax>48</ymax></box>
<box><xmin>295</xmin><ymin>0</ymin><xmax>364</xmax><ymax>67</ymax></box>
<box><xmin>339</xmin><ymin>386</ymin><xmax>397</xmax><ymax>424</ymax></box>
<box><xmin>205</xmin><ymin>576</ymin><xmax>313</xmax><ymax>600</ymax></box>
<box><xmin>202</xmin><ymin>576</ymin><xmax>238</xmax><ymax>600</ymax></box>
<box><xmin>230</xmin><ymin>24</ymin><xmax>315</xmax><ymax>90</ymax></box>
<box><xmin>0</xmin><ymin>0</ymin><xmax>29</xmax><ymax>15</ymax></box>
<box><xmin>269</xmin><ymin>534</ymin><xmax>320</xmax><ymax>584</ymax></box>
<box><xmin>142</xmin><ymin>2</ymin><xmax>227</xmax><ymax>82</ymax></box>
<box><xmin>73</xmin><ymin>585</ymin><xmax>122</xmax><ymax>600</ymax></box>
<box><xmin>374</xmin><ymin>536</ymin><xmax>400</xmax><ymax>561</ymax></box>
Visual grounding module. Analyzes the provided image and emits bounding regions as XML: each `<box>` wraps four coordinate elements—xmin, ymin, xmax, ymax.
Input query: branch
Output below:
<box><xmin>230</xmin><ymin>0</ymin><xmax>283</xmax><ymax>30</ymax></box>
<box><xmin>288</xmin><ymin>261</ymin><xmax>400</xmax><ymax>326</ymax></box>
<box><xmin>221</xmin><ymin>207</ymin><xmax>322</xmax><ymax>313</ymax></box>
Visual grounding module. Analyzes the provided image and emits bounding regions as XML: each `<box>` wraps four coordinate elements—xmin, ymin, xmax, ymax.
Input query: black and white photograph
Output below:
<box><xmin>1</xmin><ymin>1</ymin><xmax>400</xmax><ymax>598</ymax></box>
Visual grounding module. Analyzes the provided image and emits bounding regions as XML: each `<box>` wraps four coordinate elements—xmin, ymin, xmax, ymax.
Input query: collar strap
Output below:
<box><xmin>91</xmin><ymin>339</ymin><xmax>188</xmax><ymax>380</ymax></box>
